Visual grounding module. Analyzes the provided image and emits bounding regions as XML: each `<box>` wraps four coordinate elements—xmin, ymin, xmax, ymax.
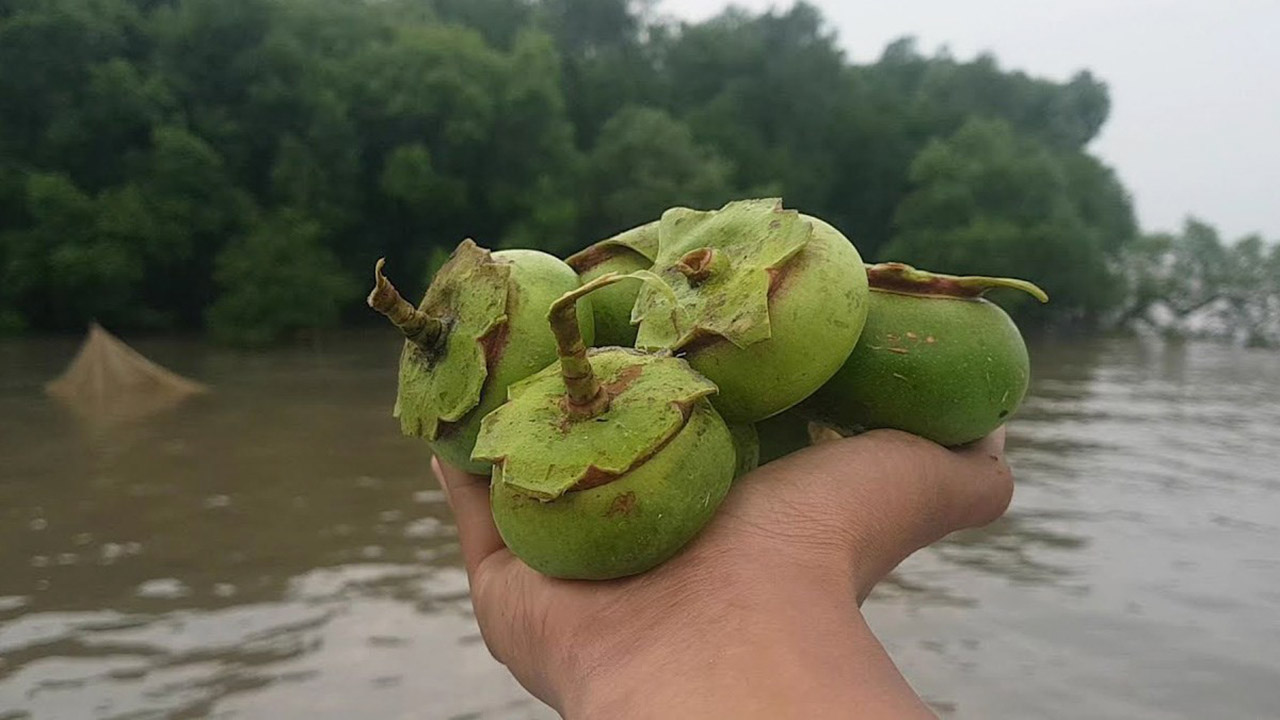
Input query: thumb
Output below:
<box><xmin>732</xmin><ymin>428</ymin><xmax>1013</xmax><ymax>598</ymax></box>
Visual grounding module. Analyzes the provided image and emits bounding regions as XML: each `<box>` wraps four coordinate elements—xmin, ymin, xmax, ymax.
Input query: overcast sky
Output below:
<box><xmin>659</xmin><ymin>0</ymin><xmax>1280</xmax><ymax>240</ymax></box>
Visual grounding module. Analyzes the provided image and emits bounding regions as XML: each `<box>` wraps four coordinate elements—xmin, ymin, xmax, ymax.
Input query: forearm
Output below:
<box><xmin>562</xmin><ymin>591</ymin><xmax>934</xmax><ymax>720</ymax></box>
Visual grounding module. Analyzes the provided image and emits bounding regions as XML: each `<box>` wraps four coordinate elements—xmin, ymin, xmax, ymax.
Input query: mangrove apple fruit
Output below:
<box><xmin>799</xmin><ymin>262</ymin><xmax>1047</xmax><ymax>447</ymax></box>
<box><xmin>631</xmin><ymin>199</ymin><xmax>868</xmax><ymax>423</ymax></box>
<box><xmin>368</xmin><ymin>241</ymin><xmax>592</xmax><ymax>474</ymax></box>
<box><xmin>472</xmin><ymin>273</ymin><xmax>735</xmax><ymax>580</ymax></box>
<box><xmin>565</xmin><ymin>221</ymin><xmax>659</xmax><ymax>346</ymax></box>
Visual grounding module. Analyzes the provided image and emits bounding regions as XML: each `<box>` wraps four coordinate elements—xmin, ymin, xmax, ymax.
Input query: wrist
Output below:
<box><xmin>559</xmin><ymin>576</ymin><xmax>931</xmax><ymax>720</ymax></box>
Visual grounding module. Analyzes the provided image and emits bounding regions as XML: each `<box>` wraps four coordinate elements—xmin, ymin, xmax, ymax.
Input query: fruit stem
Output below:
<box><xmin>545</xmin><ymin>269</ymin><xmax>680</xmax><ymax>417</ymax></box>
<box><xmin>549</xmin><ymin>270</ymin><xmax>680</xmax><ymax>420</ymax></box>
<box><xmin>674</xmin><ymin>247</ymin><xmax>725</xmax><ymax>285</ymax></box>
<box><xmin>548</xmin><ymin>274</ymin><xmax>619</xmax><ymax>419</ymax></box>
<box><xmin>368</xmin><ymin>258</ymin><xmax>445</xmax><ymax>349</ymax></box>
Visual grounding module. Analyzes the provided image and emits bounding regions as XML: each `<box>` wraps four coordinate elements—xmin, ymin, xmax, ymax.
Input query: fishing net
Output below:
<box><xmin>46</xmin><ymin>323</ymin><xmax>208</xmax><ymax>418</ymax></box>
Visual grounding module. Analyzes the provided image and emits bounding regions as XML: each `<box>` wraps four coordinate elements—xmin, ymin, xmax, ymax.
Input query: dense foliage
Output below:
<box><xmin>0</xmin><ymin>0</ymin><xmax>1273</xmax><ymax>343</ymax></box>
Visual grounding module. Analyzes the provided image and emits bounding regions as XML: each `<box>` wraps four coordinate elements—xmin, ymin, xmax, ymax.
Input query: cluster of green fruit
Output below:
<box><xmin>370</xmin><ymin>199</ymin><xmax>1046</xmax><ymax>581</ymax></box>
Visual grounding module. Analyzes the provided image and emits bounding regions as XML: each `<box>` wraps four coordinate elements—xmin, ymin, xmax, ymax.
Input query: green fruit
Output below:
<box><xmin>632</xmin><ymin>199</ymin><xmax>868</xmax><ymax>423</ymax></box>
<box><xmin>487</xmin><ymin>399</ymin><xmax>733</xmax><ymax>580</ymax></box>
<box><xmin>728</xmin><ymin>422</ymin><xmax>760</xmax><ymax>478</ymax></box>
<box><xmin>473</xmin><ymin>274</ymin><xmax>735</xmax><ymax>580</ymax></box>
<box><xmin>368</xmin><ymin>240</ymin><xmax>593</xmax><ymax>474</ymax></box>
<box><xmin>799</xmin><ymin>262</ymin><xmax>1047</xmax><ymax>447</ymax></box>
<box><xmin>755</xmin><ymin>409</ymin><xmax>812</xmax><ymax>465</ymax></box>
<box><xmin>565</xmin><ymin>221</ymin><xmax>659</xmax><ymax>346</ymax></box>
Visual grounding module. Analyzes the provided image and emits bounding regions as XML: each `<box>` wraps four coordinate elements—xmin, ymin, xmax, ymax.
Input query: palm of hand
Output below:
<box><xmin>433</xmin><ymin>428</ymin><xmax>1011</xmax><ymax>717</ymax></box>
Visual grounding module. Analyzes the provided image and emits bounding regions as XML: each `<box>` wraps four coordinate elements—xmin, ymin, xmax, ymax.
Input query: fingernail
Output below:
<box><xmin>430</xmin><ymin>456</ymin><xmax>456</xmax><ymax>510</ymax></box>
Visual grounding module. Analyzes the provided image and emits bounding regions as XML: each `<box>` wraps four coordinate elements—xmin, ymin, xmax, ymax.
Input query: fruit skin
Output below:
<box><xmin>728</xmin><ymin>422</ymin><xmax>760</xmax><ymax>478</ymax></box>
<box><xmin>755</xmin><ymin>409</ymin><xmax>812</xmax><ymax>465</ymax></box>
<box><xmin>378</xmin><ymin>244</ymin><xmax>593</xmax><ymax>475</ymax></box>
<box><xmin>566</xmin><ymin>221</ymin><xmax>659</xmax><ymax>347</ymax></box>
<box><xmin>799</xmin><ymin>289</ymin><xmax>1031</xmax><ymax>447</ymax></box>
<box><xmin>681</xmin><ymin>214</ymin><xmax>866</xmax><ymax>423</ymax></box>
<box><xmin>489</xmin><ymin>400</ymin><xmax>734</xmax><ymax>580</ymax></box>
<box><xmin>633</xmin><ymin>200</ymin><xmax>868</xmax><ymax>424</ymax></box>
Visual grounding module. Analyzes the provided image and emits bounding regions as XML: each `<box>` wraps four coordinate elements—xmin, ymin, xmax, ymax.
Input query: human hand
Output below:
<box><xmin>432</xmin><ymin>428</ymin><xmax>1013</xmax><ymax>719</ymax></box>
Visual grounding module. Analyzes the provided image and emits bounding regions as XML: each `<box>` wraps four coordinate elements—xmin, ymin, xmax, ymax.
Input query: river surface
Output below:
<box><xmin>1</xmin><ymin>332</ymin><xmax>1278</xmax><ymax>719</ymax></box>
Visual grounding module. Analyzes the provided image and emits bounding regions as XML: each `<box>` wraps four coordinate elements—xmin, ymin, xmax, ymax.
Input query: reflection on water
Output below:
<box><xmin>2</xmin><ymin>333</ymin><xmax>1278</xmax><ymax>719</ymax></box>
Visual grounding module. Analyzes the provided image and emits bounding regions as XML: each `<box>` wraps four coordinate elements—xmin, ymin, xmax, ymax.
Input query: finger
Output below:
<box><xmin>737</xmin><ymin>428</ymin><xmax>1013</xmax><ymax>593</ymax></box>
<box><xmin>430</xmin><ymin>459</ymin><xmax>539</xmax><ymax>679</ymax></box>
<box><xmin>954</xmin><ymin>426</ymin><xmax>1012</xmax><ymax>520</ymax></box>
<box><xmin>928</xmin><ymin>425</ymin><xmax>1012</xmax><ymax>529</ymax></box>
<box><xmin>834</xmin><ymin>427</ymin><xmax>1011</xmax><ymax>537</ymax></box>
<box><xmin>431</xmin><ymin>456</ymin><xmax>507</xmax><ymax>578</ymax></box>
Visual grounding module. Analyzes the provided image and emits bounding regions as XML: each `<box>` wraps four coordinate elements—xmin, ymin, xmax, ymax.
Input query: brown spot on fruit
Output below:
<box><xmin>606</xmin><ymin>491</ymin><xmax>637</xmax><ymax>517</ymax></box>
<box><xmin>886</xmin><ymin>347</ymin><xmax>910</xmax><ymax>355</ymax></box>
<box><xmin>925</xmin><ymin>336</ymin><xmax>936</xmax><ymax>344</ymax></box>
<box><xmin>601</xmin><ymin>364</ymin><xmax>644</xmax><ymax>398</ymax></box>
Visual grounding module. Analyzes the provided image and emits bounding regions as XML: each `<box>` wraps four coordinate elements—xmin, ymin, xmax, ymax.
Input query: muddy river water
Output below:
<box><xmin>1</xmin><ymin>333</ymin><xmax>1277</xmax><ymax>719</ymax></box>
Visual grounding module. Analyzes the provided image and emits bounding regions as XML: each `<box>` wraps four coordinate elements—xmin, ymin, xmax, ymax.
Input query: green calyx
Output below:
<box><xmin>867</xmin><ymin>262</ymin><xmax>1049</xmax><ymax>303</ymax></box>
<box><xmin>565</xmin><ymin>220</ymin><xmax>660</xmax><ymax>272</ymax></box>
<box><xmin>489</xmin><ymin>400</ymin><xmax>734</xmax><ymax>580</ymax></box>
<box><xmin>477</xmin><ymin>269</ymin><xmax>733</xmax><ymax>580</ymax></box>
<box><xmin>472</xmin><ymin>347</ymin><xmax>717</xmax><ymax>500</ymax></box>
<box><xmin>632</xmin><ymin>198</ymin><xmax>811</xmax><ymax>351</ymax></box>
<box><xmin>368</xmin><ymin>240</ymin><xmax>511</xmax><ymax>441</ymax></box>
<box><xmin>472</xmin><ymin>271</ymin><xmax>715</xmax><ymax>500</ymax></box>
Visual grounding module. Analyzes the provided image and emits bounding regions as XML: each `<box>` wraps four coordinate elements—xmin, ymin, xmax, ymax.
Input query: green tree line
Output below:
<box><xmin>1</xmin><ymin>0</ymin><xmax>1274</xmax><ymax>344</ymax></box>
